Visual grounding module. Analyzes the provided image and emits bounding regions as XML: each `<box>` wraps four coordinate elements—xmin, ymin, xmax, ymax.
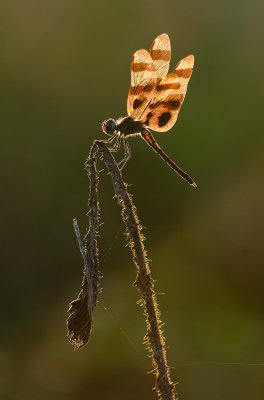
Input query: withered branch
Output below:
<box><xmin>67</xmin><ymin>140</ymin><xmax>176</xmax><ymax>399</ymax></box>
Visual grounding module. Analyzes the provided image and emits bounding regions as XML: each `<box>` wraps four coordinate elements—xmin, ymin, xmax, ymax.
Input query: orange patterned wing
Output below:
<box><xmin>127</xmin><ymin>49</ymin><xmax>157</xmax><ymax>120</ymax></box>
<box><xmin>150</xmin><ymin>33</ymin><xmax>171</xmax><ymax>81</ymax></box>
<box><xmin>140</xmin><ymin>54</ymin><xmax>194</xmax><ymax>132</ymax></box>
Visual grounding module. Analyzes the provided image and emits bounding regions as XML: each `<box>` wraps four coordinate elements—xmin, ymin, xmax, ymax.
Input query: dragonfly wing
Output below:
<box><xmin>127</xmin><ymin>49</ymin><xmax>157</xmax><ymax>120</ymax></box>
<box><xmin>141</xmin><ymin>54</ymin><xmax>194</xmax><ymax>132</ymax></box>
<box><xmin>150</xmin><ymin>33</ymin><xmax>171</xmax><ymax>81</ymax></box>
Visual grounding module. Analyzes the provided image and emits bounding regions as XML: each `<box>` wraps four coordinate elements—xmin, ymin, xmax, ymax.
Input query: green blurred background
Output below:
<box><xmin>2</xmin><ymin>0</ymin><xmax>264</xmax><ymax>399</ymax></box>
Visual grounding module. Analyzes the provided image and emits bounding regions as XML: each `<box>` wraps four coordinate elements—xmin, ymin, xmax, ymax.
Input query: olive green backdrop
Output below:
<box><xmin>2</xmin><ymin>0</ymin><xmax>264</xmax><ymax>399</ymax></box>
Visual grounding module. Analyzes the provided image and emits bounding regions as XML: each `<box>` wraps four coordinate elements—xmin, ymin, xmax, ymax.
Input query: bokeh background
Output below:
<box><xmin>2</xmin><ymin>0</ymin><xmax>264</xmax><ymax>399</ymax></box>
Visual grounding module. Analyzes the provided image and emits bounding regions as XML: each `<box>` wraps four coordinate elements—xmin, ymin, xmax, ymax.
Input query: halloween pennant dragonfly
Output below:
<box><xmin>102</xmin><ymin>33</ymin><xmax>197</xmax><ymax>187</ymax></box>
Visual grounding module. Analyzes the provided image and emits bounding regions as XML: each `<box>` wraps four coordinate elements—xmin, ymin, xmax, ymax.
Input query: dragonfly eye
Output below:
<box><xmin>102</xmin><ymin>119</ymin><xmax>117</xmax><ymax>135</ymax></box>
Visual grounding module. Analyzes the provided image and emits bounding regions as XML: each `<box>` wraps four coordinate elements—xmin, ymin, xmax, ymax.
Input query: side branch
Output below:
<box><xmin>66</xmin><ymin>146</ymin><xmax>100</xmax><ymax>348</ymax></box>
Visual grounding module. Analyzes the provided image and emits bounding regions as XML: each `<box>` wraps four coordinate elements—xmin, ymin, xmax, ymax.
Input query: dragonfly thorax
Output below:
<box><xmin>116</xmin><ymin>116</ymin><xmax>143</xmax><ymax>137</ymax></box>
<box><xmin>102</xmin><ymin>116</ymin><xmax>143</xmax><ymax>137</ymax></box>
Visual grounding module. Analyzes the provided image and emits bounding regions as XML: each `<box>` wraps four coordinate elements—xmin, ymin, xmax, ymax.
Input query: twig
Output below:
<box><xmin>67</xmin><ymin>140</ymin><xmax>176</xmax><ymax>399</ymax></box>
<box><xmin>73</xmin><ymin>219</ymin><xmax>87</xmax><ymax>270</ymax></box>
<box><xmin>66</xmin><ymin>147</ymin><xmax>100</xmax><ymax>348</ymax></box>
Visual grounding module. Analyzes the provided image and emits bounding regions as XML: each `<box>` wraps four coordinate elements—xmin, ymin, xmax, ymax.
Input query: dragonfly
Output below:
<box><xmin>102</xmin><ymin>33</ymin><xmax>196</xmax><ymax>187</ymax></box>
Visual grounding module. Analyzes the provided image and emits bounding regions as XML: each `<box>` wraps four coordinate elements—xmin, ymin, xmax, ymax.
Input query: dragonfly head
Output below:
<box><xmin>102</xmin><ymin>118</ymin><xmax>117</xmax><ymax>135</ymax></box>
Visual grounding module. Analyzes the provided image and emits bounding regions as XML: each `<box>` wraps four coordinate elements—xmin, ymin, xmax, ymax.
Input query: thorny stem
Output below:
<box><xmin>67</xmin><ymin>147</ymin><xmax>100</xmax><ymax>348</ymax></box>
<box><xmin>67</xmin><ymin>140</ymin><xmax>176</xmax><ymax>400</ymax></box>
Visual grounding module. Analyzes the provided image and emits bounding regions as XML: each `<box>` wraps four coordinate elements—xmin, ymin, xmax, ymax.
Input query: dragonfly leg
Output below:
<box><xmin>102</xmin><ymin>133</ymin><xmax>117</xmax><ymax>144</ymax></box>
<box><xmin>108</xmin><ymin>134</ymin><xmax>122</xmax><ymax>152</ymax></box>
<box><xmin>118</xmin><ymin>138</ymin><xmax>132</xmax><ymax>170</ymax></box>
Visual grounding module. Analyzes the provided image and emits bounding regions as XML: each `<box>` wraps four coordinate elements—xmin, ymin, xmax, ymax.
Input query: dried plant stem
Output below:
<box><xmin>94</xmin><ymin>141</ymin><xmax>175</xmax><ymax>399</ymax></box>
<box><xmin>67</xmin><ymin>140</ymin><xmax>176</xmax><ymax>399</ymax></box>
<box><xmin>67</xmin><ymin>148</ymin><xmax>100</xmax><ymax>348</ymax></box>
